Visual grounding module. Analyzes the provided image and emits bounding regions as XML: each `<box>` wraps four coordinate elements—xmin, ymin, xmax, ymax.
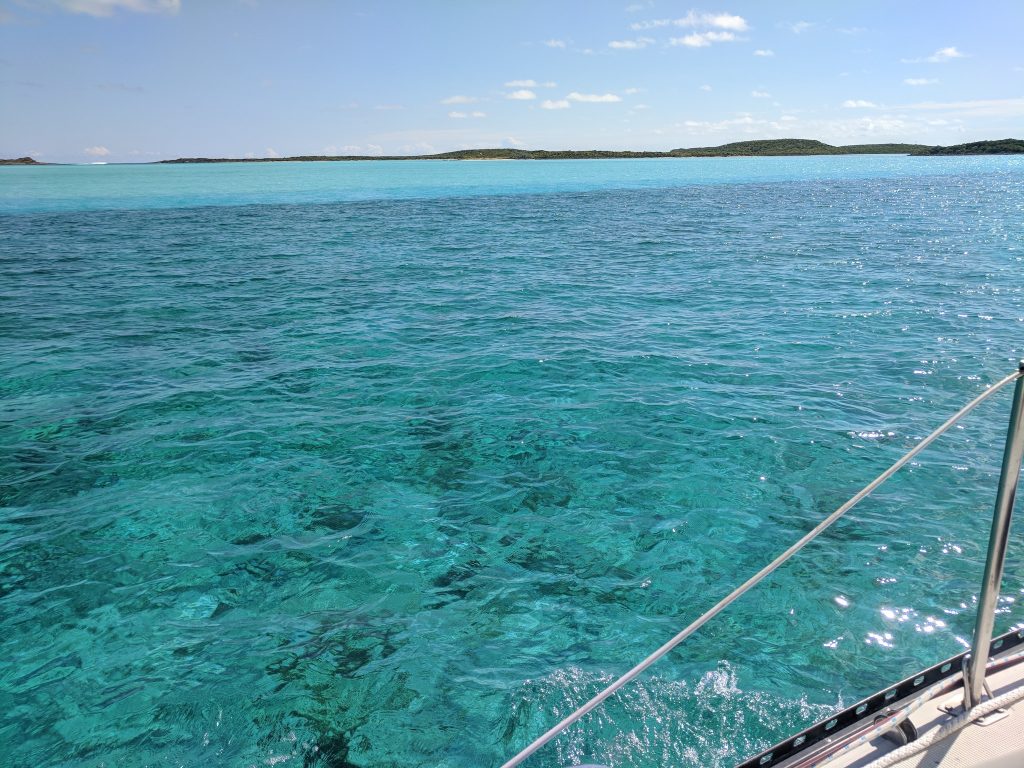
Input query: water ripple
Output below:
<box><xmin>1</xmin><ymin>164</ymin><xmax>1023</xmax><ymax>767</ymax></box>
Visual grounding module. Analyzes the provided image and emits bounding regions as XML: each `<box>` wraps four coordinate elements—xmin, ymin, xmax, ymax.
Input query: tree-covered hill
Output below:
<box><xmin>911</xmin><ymin>139</ymin><xmax>1024</xmax><ymax>155</ymax></box>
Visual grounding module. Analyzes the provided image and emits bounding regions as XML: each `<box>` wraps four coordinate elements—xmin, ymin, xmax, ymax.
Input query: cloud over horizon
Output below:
<box><xmin>55</xmin><ymin>0</ymin><xmax>180</xmax><ymax>16</ymax></box>
<box><xmin>670</xmin><ymin>31</ymin><xmax>736</xmax><ymax>47</ymax></box>
<box><xmin>632</xmin><ymin>12</ymin><xmax>748</xmax><ymax>32</ymax></box>
<box><xmin>567</xmin><ymin>92</ymin><xmax>622</xmax><ymax>103</ymax></box>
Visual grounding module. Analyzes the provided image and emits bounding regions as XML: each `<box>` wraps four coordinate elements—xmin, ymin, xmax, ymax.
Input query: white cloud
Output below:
<box><xmin>787</xmin><ymin>21</ymin><xmax>813</xmax><ymax>34</ymax></box>
<box><xmin>503</xmin><ymin>136</ymin><xmax>526</xmax><ymax>148</ymax></box>
<box><xmin>623</xmin><ymin>87</ymin><xmax>641</xmax><ymax>94</ymax></box>
<box><xmin>540</xmin><ymin>99</ymin><xmax>570</xmax><ymax>110</ymax></box>
<box><xmin>842</xmin><ymin>99</ymin><xmax>877</xmax><ymax>108</ymax></box>
<box><xmin>448</xmin><ymin>111</ymin><xmax>486</xmax><ymax>119</ymax></box>
<box><xmin>471</xmin><ymin>111</ymin><xmax>486</xmax><ymax>118</ymax></box>
<box><xmin>337</xmin><ymin>144</ymin><xmax>384</xmax><ymax>156</ymax></box>
<box><xmin>671</xmin><ymin>31</ymin><xmax>736</xmax><ymax>47</ymax></box>
<box><xmin>441</xmin><ymin>95</ymin><xmax>476</xmax><ymax>104</ymax></box>
<box><xmin>506</xmin><ymin>89</ymin><xmax>537</xmax><ymax>100</ymax></box>
<box><xmin>753</xmin><ymin>49</ymin><xmax>774</xmax><ymax>57</ymax></box>
<box><xmin>544</xmin><ymin>39</ymin><xmax>566</xmax><ymax>48</ymax></box>
<box><xmin>751</xmin><ymin>90</ymin><xmax>771</xmax><ymax>98</ymax></box>
<box><xmin>84</xmin><ymin>145</ymin><xmax>110</xmax><ymax>156</ymax></box>
<box><xmin>697</xmin><ymin>12</ymin><xmax>748</xmax><ymax>30</ymax></box>
<box><xmin>505</xmin><ymin>79</ymin><xmax>556</xmax><ymax>88</ymax></box>
<box><xmin>681</xmin><ymin>114</ymin><xmax>760</xmax><ymax>131</ymax></box>
<box><xmin>633</xmin><ymin>11</ymin><xmax>748</xmax><ymax>31</ymax></box>
<box><xmin>902</xmin><ymin>46</ymin><xmax>967</xmax><ymax>64</ymax></box>
<box><xmin>904</xmin><ymin>78</ymin><xmax>938</xmax><ymax>86</ymax></box>
<box><xmin>631</xmin><ymin>18</ymin><xmax>671</xmax><ymax>29</ymax></box>
<box><xmin>608</xmin><ymin>37</ymin><xmax>654</xmax><ymax>49</ymax></box>
<box><xmin>56</xmin><ymin>0</ymin><xmax>179</xmax><ymax>16</ymax></box>
<box><xmin>264</xmin><ymin>148</ymin><xmax>279</xmax><ymax>158</ymax></box>
<box><xmin>567</xmin><ymin>92</ymin><xmax>622</xmax><ymax>103</ymax></box>
<box><xmin>927</xmin><ymin>46</ymin><xmax>965</xmax><ymax>62</ymax></box>
<box><xmin>700</xmin><ymin>84</ymin><xmax>712</xmax><ymax>91</ymax></box>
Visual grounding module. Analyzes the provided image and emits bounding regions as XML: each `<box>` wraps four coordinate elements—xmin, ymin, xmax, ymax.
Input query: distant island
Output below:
<box><xmin>157</xmin><ymin>138</ymin><xmax>1024</xmax><ymax>163</ymax></box>
<box><xmin>0</xmin><ymin>156</ymin><xmax>46</xmax><ymax>165</ymax></box>
<box><xmin>4</xmin><ymin>139</ymin><xmax>1022</xmax><ymax>166</ymax></box>
<box><xmin>913</xmin><ymin>139</ymin><xmax>1024</xmax><ymax>155</ymax></box>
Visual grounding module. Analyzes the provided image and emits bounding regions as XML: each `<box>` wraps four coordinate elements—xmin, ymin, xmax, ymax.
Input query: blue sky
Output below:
<box><xmin>1</xmin><ymin>0</ymin><xmax>1022</xmax><ymax>162</ymax></box>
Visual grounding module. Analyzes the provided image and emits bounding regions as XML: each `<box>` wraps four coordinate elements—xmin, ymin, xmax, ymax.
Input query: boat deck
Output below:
<box><xmin>832</xmin><ymin>660</ymin><xmax>1024</xmax><ymax>768</ymax></box>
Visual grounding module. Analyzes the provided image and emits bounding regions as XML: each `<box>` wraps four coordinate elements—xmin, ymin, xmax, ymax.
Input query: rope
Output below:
<box><xmin>860</xmin><ymin>680</ymin><xmax>1024</xmax><ymax>768</ymax></box>
<box><xmin>501</xmin><ymin>369</ymin><xmax>1024</xmax><ymax>768</ymax></box>
<box><xmin>784</xmin><ymin>675</ymin><xmax>962</xmax><ymax>768</ymax></box>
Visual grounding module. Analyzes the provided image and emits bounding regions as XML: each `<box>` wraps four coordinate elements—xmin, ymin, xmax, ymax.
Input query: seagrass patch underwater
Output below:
<box><xmin>1</xmin><ymin>156</ymin><xmax>1023</xmax><ymax>767</ymax></box>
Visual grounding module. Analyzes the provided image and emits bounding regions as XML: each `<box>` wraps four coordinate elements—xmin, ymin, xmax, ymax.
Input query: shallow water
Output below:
<box><xmin>2</xmin><ymin>156</ymin><xmax>1023</xmax><ymax>767</ymax></box>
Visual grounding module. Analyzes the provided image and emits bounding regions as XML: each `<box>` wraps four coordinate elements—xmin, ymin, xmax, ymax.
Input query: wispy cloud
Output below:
<box><xmin>842</xmin><ymin>99</ymin><xmax>877</xmax><ymax>108</ymax></box>
<box><xmin>753</xmin><ymin>49</ymin><xmax>774</xmax><ymax>57</ymax></box>
<box><xmin>904</xmin><ymin>78</ymin><xmax>938</xmax><ymax>86</ymax></box>
<box><xmin>700</xmin><ymin>84</ymin><xmax>712</xmax><ymax>91</ymax></box>
<box><xmin>540</xmin><ymin>99</ymin><xmax>570</xmax><ymax>110</ymax></box>
<box><xmin>336</xmin><ymin>144</ymin><xmax>383</xmax><ymax>156</ymax></box>
<box><xmin>84</xmin><ymin>145</ymin><xmax>110</xmax><ymax>156</ymax></box>
<box><xmin>633</xmin><ymin>12</ymin><xmax>748</xmax><ymax>31</ymax></box>
<box><xmin>448</xmin><ymin>111</ymin><xmax>486</xmax><ymax>119</ymax></box>
<box><xmin>900</xmin><ymin>98</ymin><xmax>1024</xmax><ymax>116</ymax></box>
<box><xmin>506</xmin><ymin>89</ymin><xmax>537</xmax><ymax>100</ymax></box>
<box><xmin>608</xmin><ymin>37</ymin><xmax>655</xmax><ymax>49</ymax></box>
<box><xmin>441</xmin><ymin>95</ymin><xmax>476</xmax><ymax>105</ymax></box>
<box><xmin>55</xmin><ymin>0</ymin><xmax>180</xmax><ymax>16</ymax></box>
<box><xmin>786</xmin><ymin>20</ymin><xmax>813</xmax><ymax>34</ymax></box>
<box><xmin>544</xmin><ymin>39</ymin><xmax>566</xmax><ymax>48</ymax></box>
<box><xmin>567</xmin><ymin>92</ymin><xmax>622</xmax><ymax>103</ymax></box>
<box><xmin>902</xmin><ymin>46</ymin><xmax>966</xmax><ymax>64</ymax></box>
<box><xmin>505</xmin><ymin>79</ymin><xmax>557</xmax><ymax>88</ymax></box>
<box><xmin>670</xmin><ymin>31</ymin><xmax>736</xmax><ymax>47</ymax></box>
<box><xmin>751</xmin><ymin>90</ymin><xmax>771</xmax><ymax>98</ymax></box>
<box><xmin>927</xmin><ymin>46</ymin><xmax>965</xmax><ymax>62</ymax></box>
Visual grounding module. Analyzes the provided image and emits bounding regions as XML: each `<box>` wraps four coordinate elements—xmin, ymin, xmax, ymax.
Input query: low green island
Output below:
<box><xmin>157</xmin><ymin>138</ymin><xmax>1024</xmax><ymax>163</ymax></box>
<box><xmin>913</xmin><ymin>139</ymin><xmax>1024</xmax><ymax>155</ymax></box>
<box><xmin>3</xmin><ymin>139</ymin><xmax>1022</xmax><ymax>166</ymax></box>
<box><xmin>0</xmin><ymin>156</ymin><xmax>47</xmax><ymax>165</ymax></box>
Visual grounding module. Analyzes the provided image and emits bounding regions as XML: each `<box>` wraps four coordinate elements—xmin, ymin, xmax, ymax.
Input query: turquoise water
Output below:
<box><xmin>1</xmin><ymin>156</ymin><xmax>1023</xmax><ymax>768</ymax></box>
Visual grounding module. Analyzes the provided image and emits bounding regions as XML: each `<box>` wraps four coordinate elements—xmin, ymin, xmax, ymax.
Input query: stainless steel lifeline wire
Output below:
<box><xmin>500</xmin><ymin>364</ymin><xmax>1024</xmax><ymax>768</ymax></box>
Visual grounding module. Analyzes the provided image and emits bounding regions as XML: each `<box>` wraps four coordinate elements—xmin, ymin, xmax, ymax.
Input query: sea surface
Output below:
<box><xmin>2</xmin><ymin>155</ymin><xmax>1023</xmax><ymax>768</ymax></box>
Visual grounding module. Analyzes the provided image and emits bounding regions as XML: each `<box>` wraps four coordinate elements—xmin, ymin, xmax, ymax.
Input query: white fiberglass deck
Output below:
<box><xmin>823</xmin><ymin>659</ymin><xmax>1024</xmax><ymax>768</ymax></box>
